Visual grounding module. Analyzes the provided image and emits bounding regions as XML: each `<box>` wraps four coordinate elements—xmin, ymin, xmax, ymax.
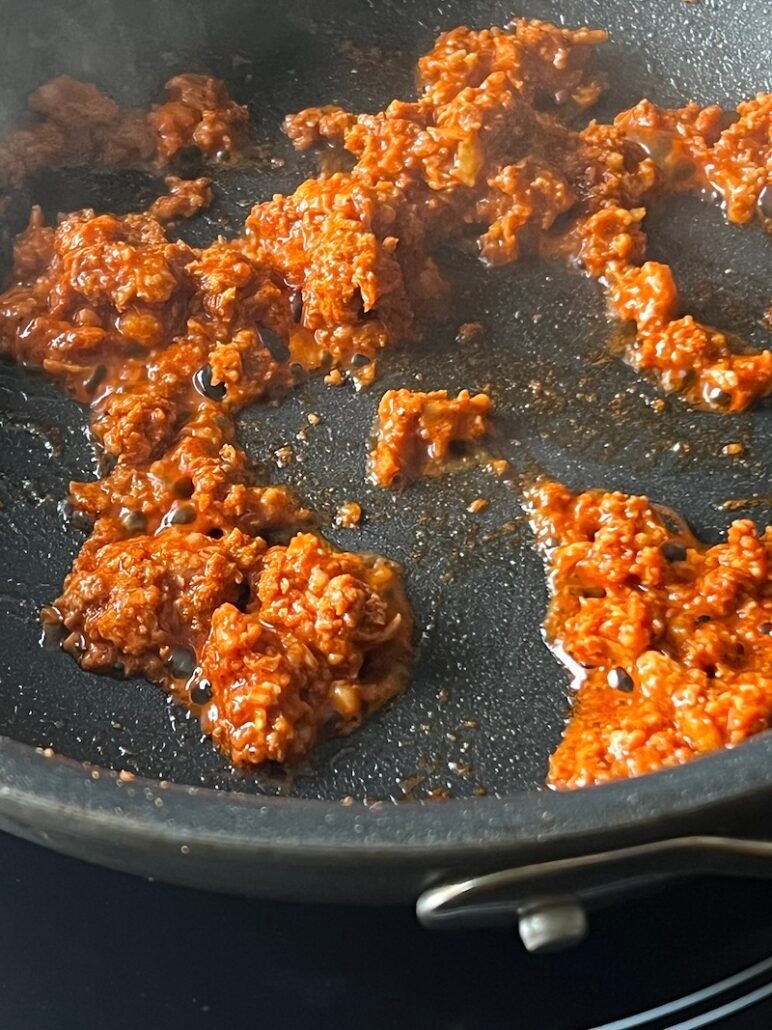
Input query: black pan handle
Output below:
<box><xmin>416</xmin><ymin>835</ymin><xmax>772</xmax><ymax>950</ymax></box>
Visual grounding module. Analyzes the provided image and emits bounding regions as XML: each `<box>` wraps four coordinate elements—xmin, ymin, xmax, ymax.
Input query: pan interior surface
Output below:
<box><xmin>0</xmin><ymin>0</ymin><xmax>769</xmax><ymax>803</ymax></box>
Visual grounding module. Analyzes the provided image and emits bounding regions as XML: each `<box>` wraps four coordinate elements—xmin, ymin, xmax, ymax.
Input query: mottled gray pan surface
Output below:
<box><xmin>0</xmin><ymin>0</ymin><xmax>770</xmax><ymax>801</ymax></box>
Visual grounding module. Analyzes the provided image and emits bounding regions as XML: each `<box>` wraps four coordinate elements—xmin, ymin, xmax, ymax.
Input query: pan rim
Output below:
<box><xmin>1</xmin><ymin>0</ymin><xmax>770</xmax><ymax>876</ymax></box>
<box><xmin>1</xmin><ymin>730</ymin><xmax>771</xmax><ymax>858</ymax></box>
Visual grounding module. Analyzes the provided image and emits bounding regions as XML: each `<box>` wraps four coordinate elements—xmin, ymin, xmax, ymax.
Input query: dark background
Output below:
<box><xmin>4</xmin><ymin>832</ymin><xmax>772</xmax><ymax>1030</ymax></box>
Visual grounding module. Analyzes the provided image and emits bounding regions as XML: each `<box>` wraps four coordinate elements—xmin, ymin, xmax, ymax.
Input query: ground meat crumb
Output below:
<box><xmin>148</xmin><ymin>176</ymin><xmax>213</xmax><ymax>224</ymax></box>
<box><xmin>467</xmin><ymin>497</ymin><xmax>489</xmax><ymax>513</ymax></box>
<box><xmin>335</xmin><ymin>501</ymin><xmax>363</xmax><ymax>528</ymax></box>
<box><xmin>371</xmin><ymin>389</ymin><xmax>493</xmax><ymax>488</ymax></box>
<box><xmin>274</xmin><ymin>445</ymin><xmax>294</xmax><ymax>468</ymax></box>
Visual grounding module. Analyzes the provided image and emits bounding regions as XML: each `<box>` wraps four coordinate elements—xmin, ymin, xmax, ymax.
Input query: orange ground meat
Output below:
<box><xmin>69</xmin><ymin>429</ymin><xmax>309</xmax><ymax>544</ymax></box>
<box><xmin>274</xmin><ymin>23</ymin><xmax>770</xmax><ymax>404</ymax></box>
<box><xmin>0</xmin><ymin>19</ymin><xmax>769</xmax><ymax>772</ymax></box>
<box><xmin>335</xmin><ymin>501</ymin><xmax>363</xmax><ymax>528</ymax></box>
<box><xmin>0</xmin><ymin>72</ymin><xmax>413</xmax><ymax>765</ymax></box>
<box><xmin>527</xmin><ymin>480</ymin><xmax>772</xmax><ymax>790</ymax></box>
<box><xmin>147</xmin><ymin>73</ymin><xmax>250</xmax><ymax>161</ymax></box>
<box><xmin>4</xmin><ymin>22</ymin><xmax>769</xmax><ymax>404</ymax></box>
<box><xmin>201</xmin><ymin>534</ymin><xmax>411</xmax><ymax>765</ymax></box>
<box><xmin>147</xmin><ymin>176</ymin><xmax>214</xmax><ymax>224</ymax></box>
<box><xmin>48</xmin><ymin>527</ymin><xmax>266</xmax><ymax>683</ymax></box>
<box><xmin>371</xmin><ymin>389</ymin><xmax>492</xmax><ymax>487</ymax></box>
<box><xmin>0</xmin><ymin>73</ymin><xmax>248</xmax><ymax>188</ymax></box>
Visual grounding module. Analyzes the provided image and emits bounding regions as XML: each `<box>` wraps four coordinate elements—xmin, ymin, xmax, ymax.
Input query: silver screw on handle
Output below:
<box><xmin>517</xmin><ymin>900</ymin><xmax>588</xmax><ymax>953</ymax></box>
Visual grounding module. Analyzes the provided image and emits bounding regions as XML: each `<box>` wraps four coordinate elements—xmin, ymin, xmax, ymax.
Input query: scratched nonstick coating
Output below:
<box><xmin>0</xmin><ymin>0</ymin><xmax>770</xmax><ymax>802</ymax></box>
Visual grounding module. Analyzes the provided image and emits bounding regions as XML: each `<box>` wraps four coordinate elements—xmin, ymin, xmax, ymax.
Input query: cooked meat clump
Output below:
<box><xmin>528</xmin><ymin>479</ymin><xmax>772</xmax><ymax>789</ymax></box>
<box><xmin>371</xmin><ymin>389</ymin><xmax>492</xmax><ymax>487</ymax></box>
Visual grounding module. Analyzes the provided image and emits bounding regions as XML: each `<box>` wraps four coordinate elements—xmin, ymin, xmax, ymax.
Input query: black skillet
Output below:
<box><xmin>0</xmin><ymin>0</ymin><xmax>770</xmax><ymax>945</ymax></box>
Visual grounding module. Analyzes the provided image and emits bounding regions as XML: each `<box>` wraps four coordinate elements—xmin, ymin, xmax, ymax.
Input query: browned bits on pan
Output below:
<box><xmin>455</xmin><ymin>321</ymin><xmax>484</xmax><ymax>345</ymax></box>
<box><xmin>273</xmin><ymin>445</ymin><xmax>294</xmax><ymax>468</ymax></box>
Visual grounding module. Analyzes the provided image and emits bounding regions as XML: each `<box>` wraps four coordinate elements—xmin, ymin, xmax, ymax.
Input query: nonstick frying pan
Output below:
<box><xmin>0</xmin><ymin>0</ymin><xmax>771</xmax><ymax>943</ymax></box>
